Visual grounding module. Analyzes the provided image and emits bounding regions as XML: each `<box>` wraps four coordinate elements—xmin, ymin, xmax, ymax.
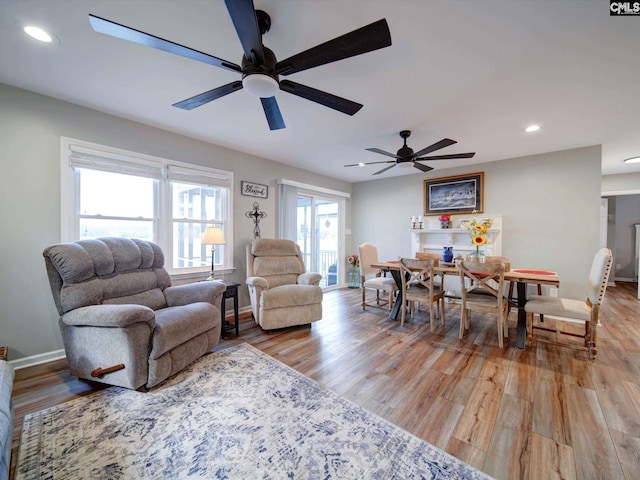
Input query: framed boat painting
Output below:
<box><xmin>424</xmin><ymin>172</ymin><xmax>484</xmax><ymax>215</ymax></box>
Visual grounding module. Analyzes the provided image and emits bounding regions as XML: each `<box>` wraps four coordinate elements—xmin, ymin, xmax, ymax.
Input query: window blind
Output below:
<box><xmin>167</xmin><ymin>165</ymin><xmax>232</xmax><ymax>188</ymax></box>
<box><xmin>68</xmin><ymin>144</ymin><xmax>163</xmax><ymax>179</ymax></box>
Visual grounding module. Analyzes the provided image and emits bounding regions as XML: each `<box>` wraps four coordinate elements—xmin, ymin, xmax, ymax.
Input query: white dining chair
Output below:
<box><xmin>358</xmin><ymin>242</ymin><xmax>397</xmax><ymax>311</ymax></box>
<box><xmin>525</xmin><ymin>248</ymin><xmax>613</xmax><ymax>359</ymax></box>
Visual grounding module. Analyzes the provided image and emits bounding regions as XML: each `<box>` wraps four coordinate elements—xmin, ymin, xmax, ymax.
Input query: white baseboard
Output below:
<box><xmin>613</xmin><ymin>276</ymin><xmax>636</xmax><ymax>282</ymax></box>
<box><xmin>9</xmin><ymin>349</ymin><xmax>66</xmax><ymax>370</ymax></box>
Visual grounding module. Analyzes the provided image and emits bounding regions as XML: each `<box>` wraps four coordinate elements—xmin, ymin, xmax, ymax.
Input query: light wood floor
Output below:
<box><xmin>10</xmin><ymin>282</ymin><xmax>640</xmax><ymax>479</ymax></box>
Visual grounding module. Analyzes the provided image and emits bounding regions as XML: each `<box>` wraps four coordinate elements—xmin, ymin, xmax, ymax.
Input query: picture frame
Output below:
<box><xmin>241</xmin><ymin>181</ymin><xmax>268</xmax><ymax>199</ymax></box>
<box><xmin>423</xmin><ymin>172</ymin><xmax>484</xmax><ymax>215</ymax></box>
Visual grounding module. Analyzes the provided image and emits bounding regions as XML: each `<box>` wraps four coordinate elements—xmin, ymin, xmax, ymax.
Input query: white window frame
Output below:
<box><xmin>60</xmin><ymin>137</ymin><xmax>234</xmax><ymax>277</ymax></box>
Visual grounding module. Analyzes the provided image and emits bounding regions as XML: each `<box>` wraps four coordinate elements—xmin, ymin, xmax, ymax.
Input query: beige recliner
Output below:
<box><xmin>246</xmin><ymin>239</ymin><xmax>323</xmax><ymax>330</ymax></box>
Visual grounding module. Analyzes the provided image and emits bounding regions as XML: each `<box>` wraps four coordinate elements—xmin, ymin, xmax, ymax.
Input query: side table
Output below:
<box><xmin>219</xmin><ymin>280</ymin><xmax>240</xmax><ymax>338</ymax></box>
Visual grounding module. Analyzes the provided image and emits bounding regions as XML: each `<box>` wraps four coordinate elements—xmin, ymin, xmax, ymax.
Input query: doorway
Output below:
<box><xmin>296</xmin><ymin>195</ymin><xmax>340</xmax><ymax>287</ymax></box>
<box><xmin>278</xmin><ymin>180</ymin><xmax>347</xmax><ymax>290</ymax></box>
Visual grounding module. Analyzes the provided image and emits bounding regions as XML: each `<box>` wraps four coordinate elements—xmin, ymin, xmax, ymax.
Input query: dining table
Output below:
<box><xmin>371</xmin><ymin>261</ymin><xmax>560</xmax><ymax>349</ymax></box>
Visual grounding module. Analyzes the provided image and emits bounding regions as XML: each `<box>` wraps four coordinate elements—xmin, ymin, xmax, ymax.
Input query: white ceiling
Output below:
<box><xmin>2</xmin><ymin>0</ymin><xmax>640</xmax><ymax>183</ymax></box>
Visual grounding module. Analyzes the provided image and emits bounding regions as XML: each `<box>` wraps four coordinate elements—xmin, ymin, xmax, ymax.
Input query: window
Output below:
<box><xmin>61</xmin><ymin>137</ymin><xmax>233</xmax><ymax>276</ymax></box>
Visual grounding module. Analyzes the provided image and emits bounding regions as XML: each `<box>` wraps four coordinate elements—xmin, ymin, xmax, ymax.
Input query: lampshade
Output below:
<box><xmin>201</xmin><ymin>227</ymin><xmax>226</xmax><ymax>245</ymax></box>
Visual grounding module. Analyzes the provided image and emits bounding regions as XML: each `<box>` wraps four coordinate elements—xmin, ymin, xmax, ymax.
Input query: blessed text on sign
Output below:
<box><xmin>241</xmin><ymin>181</ymin><xmax>268</xmax><ymax>199</ymax></box>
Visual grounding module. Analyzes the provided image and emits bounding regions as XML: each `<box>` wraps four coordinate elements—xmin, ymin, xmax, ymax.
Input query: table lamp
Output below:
<box><xmin>201</xmin><ymin>226</ymin><xmax>226</xmax><ymax>280</ymax></box>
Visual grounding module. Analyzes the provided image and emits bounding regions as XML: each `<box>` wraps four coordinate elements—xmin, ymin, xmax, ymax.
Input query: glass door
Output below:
<box><xmin>296</xmin><ymin>194</ymin><xmax>340</xmax><ymax>288</ymax></box>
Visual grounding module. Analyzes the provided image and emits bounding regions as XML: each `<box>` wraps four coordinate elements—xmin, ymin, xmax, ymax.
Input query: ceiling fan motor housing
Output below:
<box><xmin>242</xmin><ymin>47</ymin><xmax>279</xmax><ymax>97</ymax></box>
<box><xmin>397</xmin><ymin>145</ymin><xmax>414</xmax><ymax>160</ymax></box>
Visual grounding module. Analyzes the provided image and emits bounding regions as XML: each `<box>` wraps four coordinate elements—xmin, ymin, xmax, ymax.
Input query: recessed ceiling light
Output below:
<box><xmin>24</xmin><ymin>25</ymin><xmax>53</xmax><ymax>43</ymax></box>
<box><xmin>624</xmin><ymin>156</ymin><xmax>640</xmax><ymax>164</ymax></box>
<box><xmin>525</xmin><ymin>124</ymin><xmax>540</xmax><ymax>133</ymax></box>
<box><xmin>358</xmin><ymin>162</ymin><xmax>365</xmax><ymax>167</ymax></box>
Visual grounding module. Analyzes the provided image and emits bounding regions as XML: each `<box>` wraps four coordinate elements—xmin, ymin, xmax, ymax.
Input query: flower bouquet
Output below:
<box><xmin>346</xmin><ymin>254</ymin><xmax>360</xmax><ymax>288</ymax></box>
<box><xmin>438</xmin><ymin>213</ymin><xmax>452</xmax><ymax>229</ymax></box>
<box><xmin>466</xmin><ymin>212</ymin><xmax>493</xmax><ymax>261</ymax></box>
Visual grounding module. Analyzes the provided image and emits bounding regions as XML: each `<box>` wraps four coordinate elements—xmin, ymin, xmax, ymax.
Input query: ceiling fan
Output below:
<box><xmin>345</xmin><ymin>130</ymin><xmax>476</xmax><ymax>175</ymax></box>
<box><xmin>88</xmin><ymin>0</ymin><xmax>391</xmax><ymax>130</ymax></box>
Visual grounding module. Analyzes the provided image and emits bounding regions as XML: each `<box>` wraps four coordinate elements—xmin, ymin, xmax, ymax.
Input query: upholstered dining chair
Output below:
<box><xmin>458</xmin><ymin>260</ymin><xmax>509</xmax><ymax>349</ymax></box>
<box><xmin>525</xmin><ymin>248</ymin><xmax>613</xmax><ymax>359</ymax></box>
<box><xmin>399</xmin><ymin>258</ymin><xmax>446</xmax><ymax>331</ymax></box>
<box><xmin>358</xmin><ymin>242</ymin><xmax>397</xmax><ymax>311</ymax></box>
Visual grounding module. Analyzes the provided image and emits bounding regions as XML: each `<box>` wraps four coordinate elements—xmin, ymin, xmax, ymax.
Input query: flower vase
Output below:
<box><xmin>442</xmin><ymin>246</ymin><xmax>453</xmax><ymax>263</ymax></box>
<box><xmin>469</xmin><ymin>248</ymin><xmax>485</xmax><ymax>263</ymax></box>
<box><xmin>347</xmin><ymin>266</ymin><xmax>360</xmax><ymax>288</ymax></box>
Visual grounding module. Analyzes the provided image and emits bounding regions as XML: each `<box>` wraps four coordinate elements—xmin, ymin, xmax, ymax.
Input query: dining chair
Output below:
<box><xmin>458</xmin><ymin>260</ymin><xmax>509</xmax><ymax>349</ymax></box>
<box><xmin>415</xmin><ymin>252</ymin><xmax>444</xmax><ymax>286</ymax></box>
<box><xmin>484</xmin><ymin>255</ymin><xmax>519</xmax><ymax>314</ymax></box>
<box><xmin>358</xmin><ymin>242</ymin><xmax>397</xmax><ymax>311</ymax></box>
<box><xmin>485</xmin><ymin>255</ymin><xmax>546</xmax><ymax>322</ymax></box>
<box><xmin>399</xmin><ymin>258</ymin><xmax>446</xmax><ymax>330</ymax></box>
<box><xmin>525</xmin><ymin>247</ymin><xmax>613</xmax><ymax>359</ymax></box>
<box><xmin>413</xmin><ymin>252</ymin><xmax>446</xmax><ymax>313</ymax></box>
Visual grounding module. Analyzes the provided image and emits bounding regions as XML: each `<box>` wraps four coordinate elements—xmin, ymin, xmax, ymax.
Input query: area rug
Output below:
<box><xmin>16</xmin><ymin>343</ymin><xmax>492</xmax><ymax>479</ymax></box>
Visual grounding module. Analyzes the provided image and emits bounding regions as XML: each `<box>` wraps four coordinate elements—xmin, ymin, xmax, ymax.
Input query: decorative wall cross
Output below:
<box><xmin>245</xmin><ymin>201</ymin><xmax>267</xmax><ymax>239</ymax></box>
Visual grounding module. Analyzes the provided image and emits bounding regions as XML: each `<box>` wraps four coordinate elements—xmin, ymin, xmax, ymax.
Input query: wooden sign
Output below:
<box><xmin>241</xmin><ymin>181</ymin><xmax>268</xmax><ymax>199</ymax></box>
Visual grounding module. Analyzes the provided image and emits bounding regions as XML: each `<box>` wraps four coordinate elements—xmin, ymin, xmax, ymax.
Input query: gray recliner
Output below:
<box><xmin>246</xmin><ymin>239</ymin><xmax>323</xmax><ymax>330</ymax></box>
<box><xmin>43</xmin><ymin>237</ymin><xmax>224</xmax><ymax>390</ymax></box>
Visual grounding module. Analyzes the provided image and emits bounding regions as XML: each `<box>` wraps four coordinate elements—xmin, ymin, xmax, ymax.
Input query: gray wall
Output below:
<box><xmin>608</xmin><ymin>194</ymin><xmax>640</xmax><ymax>280</ymax></box>
<box><xmin>351</xmin><ymin>146</ymin><xmax>603</xmax><ymax>300</ymax></box>
<box><xmin>601</xmin><ymin>174</ymin><xmax>640</xmax><ymax>282</ymax></box>
<box><xmin>0</xmin><ymin>82</ymin><xmax>351</xmax><ymax>361</ymax></box>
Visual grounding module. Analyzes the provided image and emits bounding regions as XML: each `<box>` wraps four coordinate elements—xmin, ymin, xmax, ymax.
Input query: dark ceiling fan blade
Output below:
<box><xmin>365</xmin><ymin>147</ymin><xmax>402</xmax><ymax>160</ymax></box>
<box><xmin>223</xmin><ymin>0</ymin><xmax>264</xmax><ymax>65</ymax></box>
<box><xmin>88</xmin><ymin>14</ymin><xmax>241</xmax><ymax>73</ymax></box>
<box><xmin>412</xmin><ymin>138</ymin><xmax>457</xmax><ymax>158</ymax></box>
<box><xmin>279</xmin><ymin>80</ymin><xmax>363</xmax><ymax>115</ymax></box>
<box><xmin>172</xmin><ymin>81</ymin><xmax>243</xmax><ymax>110</ymax></box>
<box><xmin>415</xmin><ymin>152</ymin><xmax>476</xmax><ymax>161</ymax></box>
<box><xmin>344</xmin><ymin>160</ymin><xmax>395</xmax><ymax>167</ymax></box>
<box><xmin>373</xmin><ymin>164</ymin><xmax>397</xmax><ymax>175</ymax></box>
<box><xmin>413</xmin><ymin>162</ymin><xmax>434</xmax><ymax>173</ymax></box>
<box><xmin>275</xmin><ymin>19</ymin><xmax>391</xmax><ymax>76</ymax></box>
<box><xmin>260</xmin><ymin>97</ymin><xmax>285</xmax><ymax>130</ymax></box>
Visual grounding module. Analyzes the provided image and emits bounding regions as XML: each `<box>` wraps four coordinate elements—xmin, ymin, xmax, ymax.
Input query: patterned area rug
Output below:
<box><xmin>17</xmin><ymin>343</ymin><xmax>492</xmax><ymax>479</ymax></box>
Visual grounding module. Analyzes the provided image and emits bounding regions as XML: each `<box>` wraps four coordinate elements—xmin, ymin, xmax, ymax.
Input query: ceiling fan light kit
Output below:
<box><xmin>242</xmin><ymin>74</ymin><xmax>279</xmax><ymax>98</ymax></box>
<box><xmin>88</xmin><ymin>0</ymin><xmax>392</xmax><ymax>130</ymax></box>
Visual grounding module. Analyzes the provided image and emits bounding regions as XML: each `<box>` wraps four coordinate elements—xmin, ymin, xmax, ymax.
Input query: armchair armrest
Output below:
<box><xmin>164</xmin><ymin>281</ymin><xmax>226</xmax><ymax>307</ymax></box>
<box><xmin>246</xmin><ymin>276</ymin><xmax>269</xmax><ymax>289</ymax></box>
<box><xmin>298</xmin><ymin>272</ymin><xmax>322</xmax><ymax>286</ymax></box>
<box><xmin>61</xmin><ymin>304</ymin><xmax>156</xmax><ymax>328</ymax></box>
